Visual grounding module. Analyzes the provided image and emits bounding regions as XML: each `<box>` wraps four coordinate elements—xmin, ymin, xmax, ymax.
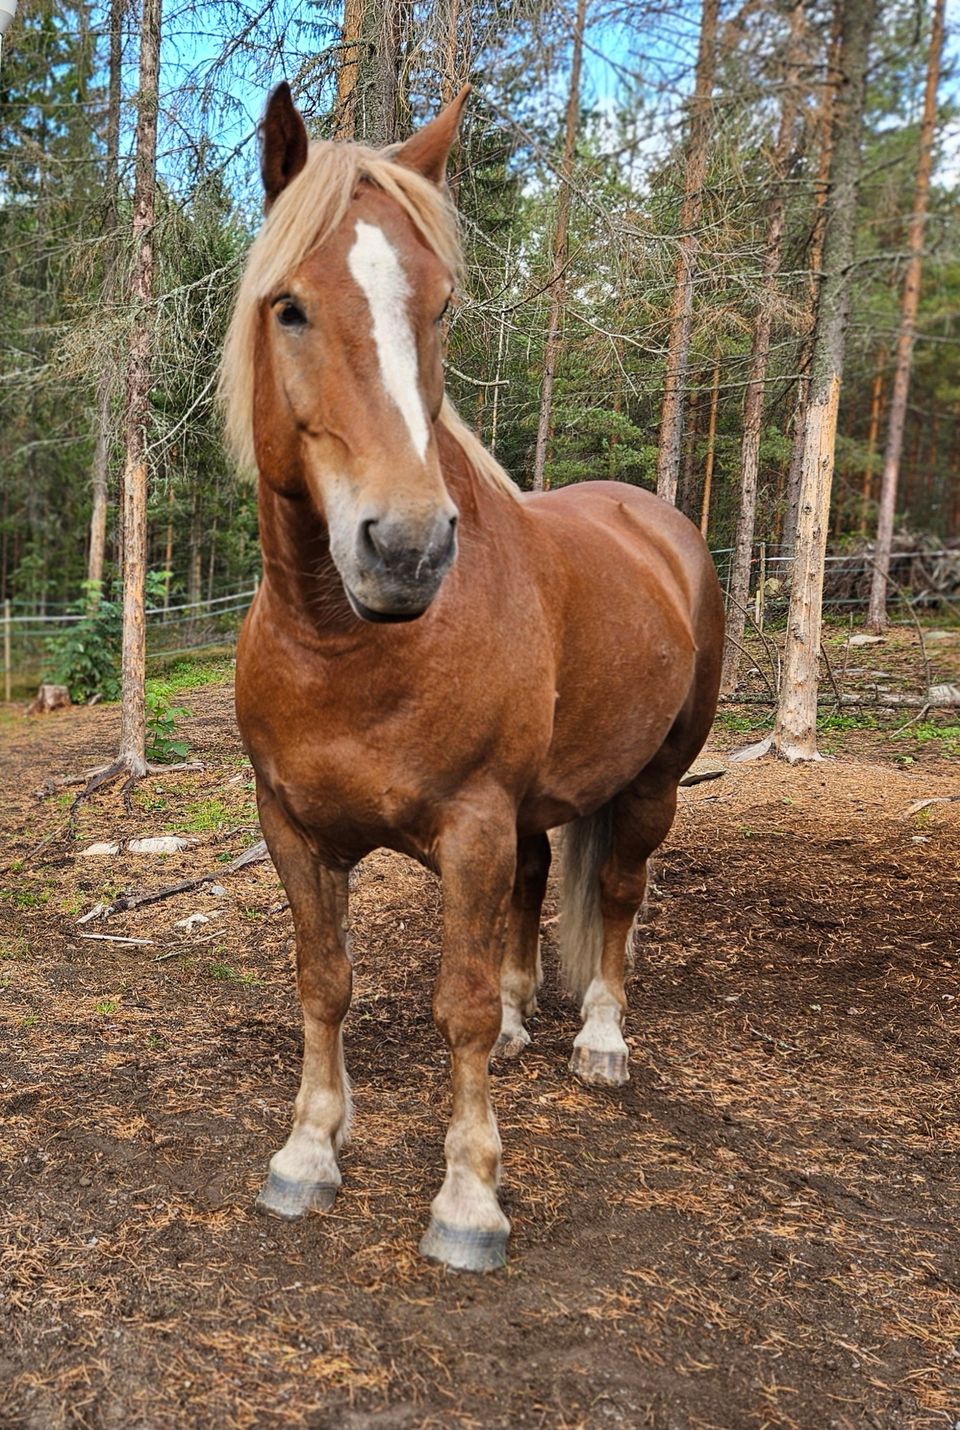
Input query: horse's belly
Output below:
<box><xmin>518</xmin><ymin>622</ymin><xmax>697</xmax><ymax>831</ymax></box>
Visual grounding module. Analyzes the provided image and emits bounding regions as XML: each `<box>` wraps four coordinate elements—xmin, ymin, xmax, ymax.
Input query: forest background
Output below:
<box><xmin>0</xmin><ymin>0</ymin><xmax>957</xmax><ymax>742</ymax></box>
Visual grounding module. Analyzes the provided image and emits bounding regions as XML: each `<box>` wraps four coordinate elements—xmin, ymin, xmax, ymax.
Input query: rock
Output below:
<box><xmin>27</xmin><ymin>683</ymin><xmax>71</xmax><ymax>715</ymax></box>
<box><xmin>79</xmin><ymin>842</ymin><xmax>120</xmax><ymax>858</ymax></box>
<box><xmin>205</xmin><ymin>883</ymin><xmax>227</xmax><ymax>897</ymax></box>
<box><xmin>128</xmin><ymin>836</ymin><xmax>194</xmax><ymax>855</ymax></box>
<box><xmin>847</xmin><ymin>634</ymin><xmax>886</xmax><ymax>647</ymax></box>
<box><xmin>925</xmin><ymin>630</ymin><xmax>955</xmax><ymax>642</ymax></box>
<box><xmin>174</xmin><ymin>912</ymin><xmax>210</xmax><ymax>932</ymax></box>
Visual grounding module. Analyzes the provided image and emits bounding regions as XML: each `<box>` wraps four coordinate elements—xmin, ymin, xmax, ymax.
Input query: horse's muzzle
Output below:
<box><xmin>347</xmin><ymin>509</ymin><xmax>458</xmax><ymax>620</ymax></box>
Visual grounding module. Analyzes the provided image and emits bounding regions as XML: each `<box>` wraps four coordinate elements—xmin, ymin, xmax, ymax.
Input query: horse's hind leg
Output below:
<box><xmin>254</xmin><ymin>782</ymin><xmax>353</xmax><ymax>1219</ymax></box>
<box><xmin>561</xmin><ymin>772</ymin><xmax>678</xmax><ymax>1087</ymax></box>
<box><xmin>495</xmin><ymin>832</ymin><xmax>550</xmax><ymax>1059</ymax></box>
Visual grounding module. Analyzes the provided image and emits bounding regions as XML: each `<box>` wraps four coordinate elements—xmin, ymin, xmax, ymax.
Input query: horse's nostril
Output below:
<box><xmin>441</xmin><ymin>514</ymin><xmax>458</xmax><ymax>560</ymax></box>
<box><xmin>360</xmin><ymin>519</ymin><xmax>383</xmax><ymax>562</ymax></box>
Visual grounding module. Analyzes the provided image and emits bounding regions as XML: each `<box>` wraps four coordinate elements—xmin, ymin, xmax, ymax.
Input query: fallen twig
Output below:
<box><xmin>92</xmin><ymin>838</ymin><xmax>271</xmax><ymax>919</ymax></box>
<box><xmin>679</xmin><ymin>769</ymin><xmax>726</xmax><ymax>787</ymax></box>
<box><xmin>77</xmin><ymin>933</ymin><xmax>155</xmax><ymax>946</ymax></box>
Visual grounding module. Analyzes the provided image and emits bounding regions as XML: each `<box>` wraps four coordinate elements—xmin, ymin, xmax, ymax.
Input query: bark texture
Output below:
<box><xmin>334</xmin><ymin>0</ymin><xmax>401</xmax><ymax>147</ymax></box>
<box><xmin>86</xmin><ymin>0</ymin><xmax>122</xmax><ymax>600</ymax></box>
<box><xmin>720</xmin><ymin>0</ymin><xmax>804</xmax><ymax>696</ymax></box>
<box><xmin>531</xmin><ymin>0</ymin><xmax>586</xmax><ymax>493</ymax></box>
<box><xmin>772</xmin><ymin>0</ymin><xmax>875</xmax><ymax>762</ymax></box>
<box><xmin>655</xmin><ymin>0</ymin><xmax>719</xmax><ymax>505</ymax></box>
<box><xmin>699</xmin><ymin>356</ymin><xmax>720</xmax><ymax>537</ymax></box>
<box><xmin>118</xmin><ymin>0</ymin><xmax>162</xmax><ymax>775</ymax></box>
<box><xmin>866</xmin><ymin>0</ymin><xmax>945</xmax><ymax>631</ymax></box>
<box><xmin>783</xmin><ymin>6</ymin><xmax>841</xmax><ymax>554</ymax></box>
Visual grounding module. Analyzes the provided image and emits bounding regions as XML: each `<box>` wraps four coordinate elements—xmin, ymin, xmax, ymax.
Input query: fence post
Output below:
<box><xmin>3</xmin><ymin>599</ymin><xmax>10</xmax><ymax>703</ymax></box>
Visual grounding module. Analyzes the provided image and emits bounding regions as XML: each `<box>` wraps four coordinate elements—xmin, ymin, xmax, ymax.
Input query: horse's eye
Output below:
<box><xmin>276</xmin><ymin>299</ymin><xmax>306</xmax><ymax>329</ymax></box>
<box><xmin>435</xmin><ymin>299</ymin><xmax>451</xmax><ymax>325</ymax></box>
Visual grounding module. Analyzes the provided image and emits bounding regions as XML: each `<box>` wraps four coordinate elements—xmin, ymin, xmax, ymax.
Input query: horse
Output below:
<box><xmin>220</xmin><ymin>82</ymin><xmax>724</xmax><ymax>1273</ymax></box>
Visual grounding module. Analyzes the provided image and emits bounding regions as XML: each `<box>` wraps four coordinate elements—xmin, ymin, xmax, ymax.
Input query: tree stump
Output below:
<box><xmin>28</xmin><ymin>684</ymin><xmax>72</xmax><ymax>715</ymax></box>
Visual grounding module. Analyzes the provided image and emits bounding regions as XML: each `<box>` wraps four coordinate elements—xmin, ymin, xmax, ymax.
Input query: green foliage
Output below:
<box><xmin>174</xmin><ymin>797</ymin><xmax>231</xmax><ymax>832</ymax></box>
<box><xmin>145</xmin><ymin>686</ymin><xmax>191</xmax><ymax>764</ymax></box>
<box><xmin>891</xmin><ymin>721</ymin><xmax>960</xmax><ymax>753</ymax></box>
<box><xmin>146</xmin><ymin>655</ymin><xmax>234</xmax><ymax>695</ymax></box>
<box><xmin>47</xmin><ymin>582</ymin><xmax>121</xmax><ymax>702</ymax></box>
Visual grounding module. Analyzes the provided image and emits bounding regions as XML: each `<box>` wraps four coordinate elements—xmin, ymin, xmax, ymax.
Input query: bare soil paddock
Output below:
<box><xmin>1</xmin><ymin>668</ymin><xmax>959</xmax><ymax>1430</ymax></box>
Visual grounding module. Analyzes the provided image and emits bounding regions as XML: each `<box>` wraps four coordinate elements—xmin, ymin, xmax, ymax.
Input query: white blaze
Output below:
<box><xmin>347</xmin><ymin>220</ymin><xmax>429</xmax><ymax>462</ymax></box>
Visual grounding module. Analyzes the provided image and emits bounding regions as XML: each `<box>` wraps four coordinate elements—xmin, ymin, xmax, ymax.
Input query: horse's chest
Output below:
<box><xmin>237</xmin><ymin>647</ymin><xmax>484</xmax><ymax>857</ymax></box>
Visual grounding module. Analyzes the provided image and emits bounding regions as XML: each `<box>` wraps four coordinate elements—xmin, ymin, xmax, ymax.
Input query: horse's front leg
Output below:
<box><xmin>255</xmin><ymin>782</ymin><xmax>353</xmax><ymax>1219</ymax></box>
<box><xmin>420</xmin><ymin>797</ymin><xmax>516</xmax><ymax>1272</ymax></box>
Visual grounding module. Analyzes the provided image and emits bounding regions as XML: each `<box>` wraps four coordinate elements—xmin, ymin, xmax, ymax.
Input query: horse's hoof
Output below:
<box><xmin>419</xmin><ymin>1218</ymin><xmax>509</xmax><ymax>1273</ymax></box>
<box><xmin>570</xmin><ymin>1046</ymin><xmax>630</xmax><ymax>1087</ymax></box>
<box><xmin>493</xmin><ymin>1028</ymin><xmax>530</xmax><ymax>1061</ymax></box>
<box><xmin>255</xmin><ymin>1171</ymin><xmax>338</xmax><ymax>1219</ymax></box>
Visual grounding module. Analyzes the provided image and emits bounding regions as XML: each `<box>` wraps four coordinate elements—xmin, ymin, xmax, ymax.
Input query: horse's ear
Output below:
<box><xmin>393</xmin><ymin>85</ymin><xmax>471</xmax><ymax>186</ymax></box>
<box><xmin>260</xmin><ymin>82</ymin><xmax>309</xmax><ymax>211</ymax></box>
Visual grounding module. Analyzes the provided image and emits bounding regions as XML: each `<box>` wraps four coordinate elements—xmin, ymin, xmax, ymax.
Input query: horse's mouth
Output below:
<box><xmin>345</xmin><ymin>587</ymin><xmax>432</xmax><ymax>624</ymax></box>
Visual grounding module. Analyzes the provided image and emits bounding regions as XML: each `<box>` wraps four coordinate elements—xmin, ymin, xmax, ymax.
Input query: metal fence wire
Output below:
<box><xmin>3</xmin><ymin>544</ymin><xmax>959</xmax><ymax>695</ymax></box>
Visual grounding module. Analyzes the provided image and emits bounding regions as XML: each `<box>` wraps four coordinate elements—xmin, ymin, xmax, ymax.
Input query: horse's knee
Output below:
<box><xmin>298</xmin><ymin>950</ymin><xmax>352</xmax><ymax>1024</ymax></box>
<box><xmin>434</xmin><ymin>964</ymin><xmax>502</xmax><ymax>1051</ymax></box>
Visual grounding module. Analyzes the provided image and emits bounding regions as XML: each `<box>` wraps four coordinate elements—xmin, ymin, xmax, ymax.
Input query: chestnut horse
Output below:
<box><xmin>221</xmin><ymin>83</ymin><xmax>724</xmax><ymax>1272</ymax></box>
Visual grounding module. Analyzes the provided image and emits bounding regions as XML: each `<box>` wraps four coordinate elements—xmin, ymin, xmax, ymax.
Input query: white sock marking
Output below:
<box><xmin>348</xmin><ymin>220</ymin><xmax>429</xmax><ymax>462</ymax></box>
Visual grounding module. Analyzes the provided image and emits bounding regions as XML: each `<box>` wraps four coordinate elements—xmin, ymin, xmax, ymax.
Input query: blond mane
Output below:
<box><xmin>219</xmin><ymin>141</ymin><xmax>519</xmax><ymax>500</ymax></box>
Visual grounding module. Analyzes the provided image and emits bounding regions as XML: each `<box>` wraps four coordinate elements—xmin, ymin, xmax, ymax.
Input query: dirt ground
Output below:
<box><xmin>1</xmin><ymin>657</ymin><xmax>959</xmax><ymax>1430</ymax></box>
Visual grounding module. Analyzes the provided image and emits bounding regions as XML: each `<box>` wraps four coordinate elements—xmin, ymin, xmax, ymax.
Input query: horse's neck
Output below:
<box><xmin>257</xmin><ymin>482</ymin><xmax>353</xmax><ymax>633</ymax></box>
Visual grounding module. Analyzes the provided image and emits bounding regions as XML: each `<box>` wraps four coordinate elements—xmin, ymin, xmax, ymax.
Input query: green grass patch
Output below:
<box><xmin>714</xmin><ymin>711</ymin><xmax>758</xmax><ymax>733</ymax></box>
<box><xmin>891</xmin><ymin>720</ymin><xmax>960</xmax><ymax>753</ymax></box>
<box><xmin>0</xmin><ymin>936</ymin><xmax>32</xmax><ymax>960</ymax></box>
<box><xmin>96</xmin><ymin>1000</ymin><xmax>119</xmax><ymax>1015</ymax></box>
<box><xmin>170</xmin><ymin>797</ymin><xmax>232</xmax><ymax>833</ymax></box>
<box><xmin>816</xmin><ymin>711</ymin><xmax>879</xmax><ymax>732</ymax></box>
<box><xmin>206</xmin><ymin>960</ymin><xmax>261</xmax><ymax>986</ymax></box>
<box><xmin>146</xmin><ymin>654</ymin><xmax>234</xmax><ymax>699</ymax></box>
<box><xmin>0</xmin><ymin>884</ymin><xmax>50</xmax><ymax>909</ymax></box>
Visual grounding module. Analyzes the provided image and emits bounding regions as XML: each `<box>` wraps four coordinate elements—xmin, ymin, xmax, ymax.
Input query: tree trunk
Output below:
<box><xmin>771</xmin><ymin>0</ymin><xmax>874</xmax><ymax>762</ymax></box>
<box><xmin>206</xmin><ymin>516</ymin><xmax>218</xmax><ymax>602</ymax></box>
<box><xmin>187</xmin><ymin>484</ymin><xmax>203</xmax><ymax>625</ymax></box>
<box><xmin>118</xmin><ymin>0</ymin><xmax>162</xmax><ymax>777</ymax></box>
<box><xmin>334</xmin><ymin>0</ymin><xmax>364</xmax><ymax>139</ymax></box>
<box><xmin>655</xmin><ymin>0</ymin><xmax>719</xmax><ymax>505</ymax></box>
<box><xmin>489</xmin><ymin>236</ymin><xmax>511</xmax><ymax>457</ymax></box>
<box><xmin>782</xmin><ymin>6</ymin><xmax>842</xmax><ymax>554</ymax></box>
<box><xmin>720</xmin><ymin>0</ymin><xmax>804</xmax><ymax>697</ymax></box>
<box><xmin>86</xmin><ymin>0</ymin><xmax>123</xmax><ymax>604</ymax></box>
<box><xmin>699</xmin><ymin>355</ymin><xmax>721</xmax><ymax>537</ymax></box>
<box><xmin>531</xmin><ymin>0</ymin><xmax>586</xmax><ymax>493</ymax></box>
<box><xmin>859</xmin><ymin>349</ymin><xmax>885</xmax><ymax>531</ymax></box>
<box><xmin>162</xmin><ymin>484</ymin><xmax>174</xmax><ymax>610</ymax></box>
<box><xmin>866</xmin><ymin>0</ymin><xmax>945</xmax><ymax>631</ymax></box>
<box><xmin>335</xmin><ymin>0</ymin><xmax>401</xmax><ymax>147</ymax></box>
<box><xmin>677</xmin><ymin>395</ymin><xmax>700</xmax><ymax>517</ymax></box>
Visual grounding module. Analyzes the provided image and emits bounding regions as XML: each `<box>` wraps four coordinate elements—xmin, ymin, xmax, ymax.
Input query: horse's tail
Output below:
<box><xmin>558</xmin><ymin>805</ymin><xmax>613</xmax><ymax>1002</ymax></box>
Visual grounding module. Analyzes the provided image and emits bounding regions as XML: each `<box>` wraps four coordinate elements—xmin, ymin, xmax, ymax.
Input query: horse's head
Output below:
<box><xmin>250</xmin><ymin>85</ymin><xmax>469</xmax><ymax>623</ymax></box>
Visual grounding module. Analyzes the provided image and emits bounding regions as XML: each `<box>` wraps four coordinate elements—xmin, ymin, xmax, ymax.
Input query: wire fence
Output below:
<box><xmin>2</xmin><ymin>583</ymin><xmax>258</xmax><ymax>698</ymax></box>
<box><xmin>3</xmin><ymin>545</ymin><xmax>959</xmax><ymax>699</ymax></box>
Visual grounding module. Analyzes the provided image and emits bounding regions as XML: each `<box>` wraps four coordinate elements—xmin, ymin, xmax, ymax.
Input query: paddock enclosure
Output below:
<box><xmin>2</xmin><ymin>659</ymin><xmax>959</xmax><ymax>1430</ymax></box>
